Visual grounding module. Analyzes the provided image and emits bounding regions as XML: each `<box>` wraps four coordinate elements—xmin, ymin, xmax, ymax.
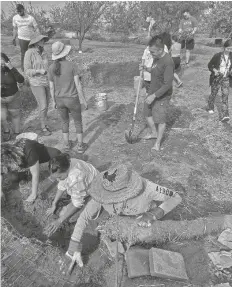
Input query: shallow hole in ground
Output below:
<box><xmin>1</xmin><ymin>176</ymin><xmax>100</xmax><ymax>259</ymax></box>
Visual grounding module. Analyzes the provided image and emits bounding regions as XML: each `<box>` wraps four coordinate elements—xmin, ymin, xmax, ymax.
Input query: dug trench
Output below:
<box><xmin>2</xmin><ymin>59</ymin><xmax>232</xmax><ymax>286</ymax></box>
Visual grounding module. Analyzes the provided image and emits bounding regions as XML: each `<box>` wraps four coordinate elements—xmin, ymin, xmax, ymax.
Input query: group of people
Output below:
<box><xmin>1</xmin><ymin>4</ymin><xmax>232</xmax><ymax>272</ymax></box>
<box><xmin>2</xmin><ymin>4</ymin><xmax>87</xmax><ymax>153</ymax></box>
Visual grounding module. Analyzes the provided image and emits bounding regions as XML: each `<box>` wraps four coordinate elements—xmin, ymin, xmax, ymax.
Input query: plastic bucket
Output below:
<box><xmin>16</xmin><ymin>132</ymin><xmax>38</xmax><ymax>141</ymax></box>
<box><xmin>95</xmin><ymin>93</ymin><xmax>108</xmax><ymax>112</ymax></box>
<box><xmin>134</xmin><ymin>76</ymin><xmax>142</xmax><ymax>92</ymax></box>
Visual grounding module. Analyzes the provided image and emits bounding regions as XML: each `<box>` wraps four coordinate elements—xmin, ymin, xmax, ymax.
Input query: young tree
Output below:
<box><xmin>50</xmin><ymin>1</ymin><xmax>110</xmax><ymax>52</ymax></box>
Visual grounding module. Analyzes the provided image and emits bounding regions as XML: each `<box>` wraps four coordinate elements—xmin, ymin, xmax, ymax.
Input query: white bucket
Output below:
<box><xmin>134</xmin><ymin>76</ymin><xmax>142</xmax><ymax>92</ymax></box>
<box><xmin>95</xmin><ymin>93</ymin><xmax>108</xmax><ymax>112</ymax></box>
<box><xmin>16</xmin><ymin>132</ymin><xmax>38</xmax><ymax>141</ymax></box>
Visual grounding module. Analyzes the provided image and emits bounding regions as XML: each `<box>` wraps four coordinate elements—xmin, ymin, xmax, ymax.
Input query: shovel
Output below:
<box><xmin>125</xmin><ymin>71</ymin><xmax>143</xmax><ymax>144</ymax></box>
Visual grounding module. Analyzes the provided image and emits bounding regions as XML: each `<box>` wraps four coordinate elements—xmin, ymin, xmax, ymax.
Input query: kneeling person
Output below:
<box><xmin>64</xmin><ymin>163</ymin><xmax>182</xmax><ymax>267</ymax></box>
<box><xmin>44</xmin><ymin>154</ymin><xmax>98</xmax><ymax>236</ymax></box>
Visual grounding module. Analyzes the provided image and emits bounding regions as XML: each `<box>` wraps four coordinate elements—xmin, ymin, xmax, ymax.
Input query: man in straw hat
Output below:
<box><xmin>57</xmin><ymin>163</ymin><xmax>182</xmax><ymax>269</ymax></box>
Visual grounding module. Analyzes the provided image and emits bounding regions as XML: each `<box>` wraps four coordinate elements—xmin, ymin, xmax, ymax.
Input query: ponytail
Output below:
<box><xmin>53</xmin><ymin>57</ymin><xmax>65</xmax><ymax>76</ymax></box>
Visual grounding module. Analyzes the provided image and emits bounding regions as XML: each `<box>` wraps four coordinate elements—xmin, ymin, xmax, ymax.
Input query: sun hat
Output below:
<box><xmin>29</xmin><ymin>35</ymin><xmax>49</xmax><ymax>47</ymax></box>
<box><xmin>52</xmin><ymin>41</ymin><xmax>72</xmax><ymax>60</ymax></box>
<box><xmin>87</xmin><ymin>163</ymin><xmax>145</xmax><ymax>204</ymax></box>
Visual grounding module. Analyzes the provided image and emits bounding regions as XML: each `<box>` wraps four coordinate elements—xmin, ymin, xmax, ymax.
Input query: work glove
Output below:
<box><xmin>59</xmin><ymin>239</ymin><xmax>83</xmax><ymax>275</ymax></box>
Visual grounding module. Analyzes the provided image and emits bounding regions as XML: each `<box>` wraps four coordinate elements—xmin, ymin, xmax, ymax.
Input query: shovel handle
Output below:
<box><xmin>133</xmin><ymin>72</ymin><xmax>143</xmax><ymax>116</ymax></box>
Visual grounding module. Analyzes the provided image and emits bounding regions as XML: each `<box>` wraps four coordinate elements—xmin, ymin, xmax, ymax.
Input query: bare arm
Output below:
<box><xmin>13</xmin><ymin>26</ymin><xmax>17</xmax><ymax>40</ymax></box>
<box><xmin>74</xmin><ymin>75</ymin><xmax>87</xmax><ymax>108</ymax></box>
<box><xmin>27</xmin><ymin>161</ymin><xmax>40</xmax><ymax>202</ymax></box>
<box><xmin>49</xmin><ymin>81</ymin><xmax>56</xmax><ymax>105</ymax></box>
<box><xmin>58</xmin><ymin>202</ymin><xmax>79</xmax><ymax>224</ymax></box>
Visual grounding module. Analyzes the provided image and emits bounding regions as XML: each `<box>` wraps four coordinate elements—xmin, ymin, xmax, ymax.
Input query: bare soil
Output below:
<box><xmin>1</xmin><ymin>35</ymin><xmax>232</xmax><ymax>287</ymax></box>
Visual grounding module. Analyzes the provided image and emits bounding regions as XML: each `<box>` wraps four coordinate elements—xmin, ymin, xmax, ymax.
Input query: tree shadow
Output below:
<box><xmin>83</xmin><ymin>103</ymin><xmax>126</xmax><ymax>148</ymax></box>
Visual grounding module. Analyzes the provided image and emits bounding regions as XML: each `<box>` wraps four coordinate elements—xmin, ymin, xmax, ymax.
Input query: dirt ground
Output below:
<box><xmin>1</xmin><ymin>35</ymin><xmax>232</xmax><ymax>287</ymax></box>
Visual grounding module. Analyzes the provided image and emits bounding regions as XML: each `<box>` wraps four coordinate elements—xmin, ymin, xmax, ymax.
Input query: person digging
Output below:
<box><xmin>44</xmin><ymin>153</ymin><xmax>98</xmax><ymax>237</ymax></box>
<box><xmin>56</xmin><ymin>163</ymin><xmax>182</xmax><ymax>273</ymax></box>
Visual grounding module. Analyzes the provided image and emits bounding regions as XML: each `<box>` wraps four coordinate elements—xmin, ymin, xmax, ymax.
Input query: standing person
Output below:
<box><xmin>57</xmin><ymin>163</ymin><xmax>182</xmax><ymax>268</ymax></box>
<box><xmin>170</xmin><ymin>35</ymin><xmax>183</xmax><ymax>87</ymax></box>
<box><xmin>207</xmin><ymin>39</ymin><xmax>232</xmax><ymax>122</ymax></box>
<box><xmin>1</xmin><ymin>53</ymin><xmax>24</xmax><ymax>141</ymax></box>
<box><xmin>1</xmin><ymin>138</ymin><xmax>61</xmax><ymax>203</ymax></box>
<box><xmin>141</xmin><ymin>46</ymin><xmax>157</xmax><ymax>140</ymax></box>
<box><xmin>44</xmin><ymin>154</ymin><xmax>98</xmax><ymax>237</ymax></box>
<box><xmin>12</xmin><ymin>4</ymin><xmax>39</xmax><ymax>71</ymax></box>
<box><xmin>141</xmin><ymin>35</ymin><xmax>174</xmax><ymax>151</ymax></box>
<box><xmin>179</xmin><ymin>9</ymin><xmax>198</xmax><ymax>65</ymax></box>
<box><xmin>146</xmin><ymin>16</ymin><xmax>156</xmax><ymax>39</ymax></box>
<box><xmin>24</xmin><ymin>35</ymin><xmax>52</xmax><ymax>136</ymax></box>
<box><xmin>48</xmin><ymin>41</ymin><xmax>88</xmax><ymax>153</ymax></box>
<box><xmin>160</xmin><ymin>32</ymin><xmax>172</xmax><ymax>52</ymax></box>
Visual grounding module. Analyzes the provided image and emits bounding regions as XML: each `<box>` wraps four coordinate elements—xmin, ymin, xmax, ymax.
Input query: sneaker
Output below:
<box><xmin>221</xmin><ymin>116</ymin><xmax>230</xmax><ymax>122</ymax></box>
<box><xmin>41</xmin><ymin>127</ymin><xmax>51</xmax><ymax>136</ymax></box>
<box><xmin>62</xmin><ymin>142</ymin><xmax>71</xmax><ymax>153</ymax></box>
<box><xmin>76</xmin><ymin>143</ymin><xmax>88</xmax><ymax>154</ymax></box>
<box><xmin>3</xmin><ymin>131</ymin><xmax>11</xmax><ymax>141</ymax></box>
<box><xmin>208</xmin><ymin>110</ymin><xmax>214</xmax><ymax>114</ymax></box>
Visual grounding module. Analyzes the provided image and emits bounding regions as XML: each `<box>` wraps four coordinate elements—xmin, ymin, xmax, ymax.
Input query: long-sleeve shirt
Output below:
<box><xmin>149</xmin><ymin>53</ymin><xmax>174</xmax><ymax>100</ymax></box>
<box><xmin>24</xmin><ymin>47</ymin><xmax>49</xmax><ymax>87</ymax></box>
<box><xmin>71</xmin><ymin>179</ymin><xmax>182</xmax><ymax>243</ymax></box>
<box><xmin>1</xmin><ymin>67</ymin><xmax>24</xmax><ymax>98</ymax></box>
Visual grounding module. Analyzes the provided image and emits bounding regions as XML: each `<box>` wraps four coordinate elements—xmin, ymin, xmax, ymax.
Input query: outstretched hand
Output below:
<box><xmin>137</xmin><ymin>212</ymin><xmax>155</xmax><ymax>228</ymax></box>
<box><xmin>46</xmin><ymin>205</ymin><xmax>56</xmax><ymax>216</ymax></box>
<box><xmin>58</xmin><ymin>252</ymin><xmax>83</xmax><ymax>276</ymax></box>
<box><xmin>44</xmin><ymin>219</ymin><xmax>62</xmax><ymax>237</ymax></box>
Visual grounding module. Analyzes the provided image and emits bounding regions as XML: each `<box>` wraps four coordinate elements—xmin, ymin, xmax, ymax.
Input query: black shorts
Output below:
<box><xmin>143</xmin><ymin>80</ymin><xmax>151</xmax><ymax>94</ymax></box>
<box><xmin>172</xmin><ymin>57</ymin><xmax>181</xmax><ymax>71</ymax></box>
<box><xmin>181</xmin><ymin>38</ymin><xmax>195</xmax><ymax>50</ymax></box>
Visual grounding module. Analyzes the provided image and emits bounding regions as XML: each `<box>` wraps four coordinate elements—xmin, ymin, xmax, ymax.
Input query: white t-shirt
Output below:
<box><xmin>13</xmin><ymin>14</ymin><xmax>37</xmax><ymax>41</ymax></box>
<box><xmin>220</xmin><ymin>54</ymin><xmax>231</xmax><ymax>77</ymax></box>
<box><xmin>142</xmin><ymin>45</ymin><xmax>169</xmax><ymax>81</ymax></box>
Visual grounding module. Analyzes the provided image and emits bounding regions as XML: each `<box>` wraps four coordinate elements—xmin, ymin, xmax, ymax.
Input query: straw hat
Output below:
<box><xmin>88</xmin><ymin>164</ymin><xmax>145</xmax><ymax>204</ymax></box>
<box><xmin>29</xmin><ymin>35</ymin><xmax>49</xmax><ymax>47</ymax></box>
<box><xmin>52</xmin><ymin>41</ymin><xmax>71</xmax><ymax>60</ymax></box>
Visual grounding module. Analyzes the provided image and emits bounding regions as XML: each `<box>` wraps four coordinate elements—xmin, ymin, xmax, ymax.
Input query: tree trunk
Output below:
<box><xmin>78</xmin><ymin>31</ymin><xmax>85</xmax><ymax>52</ymax></box>
<box><xmin>100</xmin><ymin>215</ymin><xmax>232</xmax><ymax>246</ymax></box>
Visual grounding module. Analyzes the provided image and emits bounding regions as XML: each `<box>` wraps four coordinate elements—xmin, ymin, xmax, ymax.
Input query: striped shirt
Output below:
<box><xmin>57</xmin><ymin>159</ymin><xmax>99</xmax><ymax>208</ymax></box>
<box><xmin>13</xmin><ymin>14</ymin><xmax>37</xmax><ymax>41</ymax></box>
<box><xmin>24</xmin><ymin>48</ymin><xmax>49</xmax><ymax>86</ymax></box>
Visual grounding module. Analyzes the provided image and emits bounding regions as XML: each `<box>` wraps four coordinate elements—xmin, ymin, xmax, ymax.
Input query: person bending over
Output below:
<box><xmin>44</xmin><ymin>154</ymin><xmax>98</xmax><ymax>236</ymax></box>
<box><xmin>61</xmin><ymin>163</ymin><xmax>182</xmax><ymax>268</ymax></box>
<box><xmin>1</xmin><ymin>138</ymin><xmax>61</xmax><ymax>202</ymax></box>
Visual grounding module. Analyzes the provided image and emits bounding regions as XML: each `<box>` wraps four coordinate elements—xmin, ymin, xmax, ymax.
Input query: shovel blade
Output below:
<box><xmin>125</xmin><ymin>130</ymin><xmax>137</xmax><ymax>144</ymax></box>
